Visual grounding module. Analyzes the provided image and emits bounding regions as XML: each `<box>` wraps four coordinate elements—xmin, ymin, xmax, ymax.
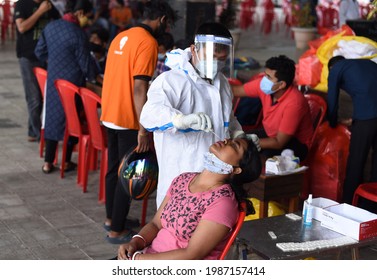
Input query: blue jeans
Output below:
<box><xmin>18</xmin><ymin>57</ymin><xmax>44</xmax><ymax>140</ymax></box>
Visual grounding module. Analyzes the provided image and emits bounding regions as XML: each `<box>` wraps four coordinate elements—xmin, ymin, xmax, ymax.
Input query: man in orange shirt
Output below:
<box><xmin>100</xmin><ymin>0</ymin><xmax>178</xmax><ymax>244</ymax></box>
<box><xmin>232</xmin><ymin>55</ymin><xmax>313</xmax><ymax>162</ymax></box>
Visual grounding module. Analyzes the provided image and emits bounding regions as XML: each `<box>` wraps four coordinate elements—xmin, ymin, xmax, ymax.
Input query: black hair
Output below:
<box><xmin>194</xmin><ymin>22</ymin><xmax>232</xmax><ymax>40</ymax></box>
<box><xmin>142</xmin><ymin>0</ymin><xmax>179</xmax><ymax>27</ymax></box>
<box><xmin>174</xmin><ymin>38</ymin><xmax>193</xmax><ymax>50</ymax></box>
<box><xmin>74</xmin><ymin>0</ymin><xmax>93</xmax><ymax>14</ymax></box>
<box><xmin>90</xmin><ymin>26</ymin><xmax>109</xmax><ymax>44</ymax></box>
<box><xmin>328</xmin><ymin>55</ymin><xmax>345</xmax><ymax>70</ymax></box>
<box><xmin>230</xmin><ymin>139</ymin><xmax>262</xmax><ymax>215</ymax></box>
<box><xmin>157</xmin><ymin>32</ymin><xmax>175</xmax><ymax>51</ymax></box>
<box><xmin>116</xmin><ymin>0</ymin><xmax>124</xmax><ymax>7</ymax></box>
<box><xmin>265</xmin><ymin>55</ymin><xmax>296</xmax><ymax>87</ymax></box>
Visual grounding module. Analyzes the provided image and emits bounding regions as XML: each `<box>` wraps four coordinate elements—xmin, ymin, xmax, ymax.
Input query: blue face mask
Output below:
<box><xmin>260</xmin><ymin>76</ymin><xmax>278</xmax><ymax>95</ymax></box>
<box><xmin>158</xmin><ymin>53</ymin><xmax>166</xmax><ymax>60</ymax></box>
<box><xmin>203</xmin><ymin>152</ymin><xmax>233</xmax><ymax>174</ymax></box>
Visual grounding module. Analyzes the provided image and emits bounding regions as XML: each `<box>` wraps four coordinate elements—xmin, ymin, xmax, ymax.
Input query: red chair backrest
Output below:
<box><xmin>33</xmin><ymin>67</ymin><xmax>47</xmax><ymax>98</ymax></box>
<box><xmin>79</xmin><ymin>87</ymin><xmax>106</xmax><ymax>151</ymax></box>
<box><xmin>218</xmin><ymin>201</ymin><xmax>246</xmax><ymax>260</ymax></box>
<box><xmin>54</xmin><ymin>79</ymin><xmax>83</xmax><ymax>138</ymax></box>
<box><xmin>305</xmin><ymin>93</ymin><xmax>327</xmax><ymax>148</ymax></box>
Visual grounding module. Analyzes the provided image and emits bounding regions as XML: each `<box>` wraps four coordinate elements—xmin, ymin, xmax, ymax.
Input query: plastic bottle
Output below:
<box><xmin>303</xmin><ymin>194</ymin><xmax>313</xmax><ymax>226</ymax></box>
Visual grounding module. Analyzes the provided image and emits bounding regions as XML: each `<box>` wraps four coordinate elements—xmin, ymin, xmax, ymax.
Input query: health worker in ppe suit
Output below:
<box><xmin>140</xmin><ymin>22</ymin><xmax>248</xmax><ymax>208</ymax></box>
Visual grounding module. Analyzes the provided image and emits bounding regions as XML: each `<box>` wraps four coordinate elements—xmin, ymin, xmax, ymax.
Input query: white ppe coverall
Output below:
<box><xmin>140</xmin><ymin>48</ymin><xmax>242</xmax><ymax>208</ymax></box>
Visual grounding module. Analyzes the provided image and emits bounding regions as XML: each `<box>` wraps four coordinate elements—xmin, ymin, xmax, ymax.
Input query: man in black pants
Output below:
<box><xmin>327</xmin><ymin>56</ymin><xmax>377</xmax><ymax>213</ymax></box>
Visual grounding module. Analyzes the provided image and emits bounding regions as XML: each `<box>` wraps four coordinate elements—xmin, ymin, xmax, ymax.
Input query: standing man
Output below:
<box><xmin>14</xmin><ymin>0</ymin><xmax>60</xmax><ymax>142</ymax></box>
<box><xmin>327</xmin><ymin>56</ymin><xmax>377</xmax><ymax>211</ymax></box>
<box><xmin>100</xmin><ymin>0</ymin><xmax>178</xmax><ymax>244</ymax></box>
<box><xmin>140</xmin><ymin>22</ymin><xmax>245</xmax><ymax>209</ymax></box>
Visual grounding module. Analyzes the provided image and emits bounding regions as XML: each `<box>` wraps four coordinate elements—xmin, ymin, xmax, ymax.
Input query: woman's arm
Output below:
<box><xmin>117</xmin><ymin>195</ymin><xmax>167</xmax><ymax>260</ymax></box>
<box><xmin>136</xmin><ymin>219</ymin><xmax>230</xmax><ymax>260</ymax></box>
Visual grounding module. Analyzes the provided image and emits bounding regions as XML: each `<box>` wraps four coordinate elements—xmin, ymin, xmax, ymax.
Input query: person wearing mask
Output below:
<box><xmin>140</xmin><ymin>22</ymin><xmax>248</xmax><ymax>209</ymax></box>
<box><xmin>14</xmin><ymin>0</ymin><xmax>60</xmax><ymax>142</ymax></box>
<box><xmin>327</xmin><ymin>56</ymin><xmax>377</xmax><ymax>212</ymax></box>
<box><xmin>153</xmin><ymin>31</ymin><xmax>174</xmax><ymax>79</ymax></box>
<box><xmin>115</xmin><ymin>137</ymin><xmax>261</xmax><ymax>260</ymax></box>
<box><xmin>231</xmin><ymin>55</ymin><xmax>313</xmax><ymax>162</ymax></box>
<box><xmin>35</xmin><ymin>0</ymin><xmax>98</xmax><ymax>174</ymax></box>
<box><xmin>89</xmin><ymin>26</ymin><xmax>109</xmax><ymax>81</ymax></box>
<box><xmin>100</xmin><ymin>0</ymin><xmax>178</xmax><ymax>244</ymax></box>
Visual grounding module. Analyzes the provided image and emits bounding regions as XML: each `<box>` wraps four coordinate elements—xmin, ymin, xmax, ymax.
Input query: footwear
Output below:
<box><xmin>28</xmin><ymin>136</ymin><xmax>38</xmax><ymax>142</ymax></box>
<box><xmin>103</xmin><ymin>223</ymin><xmax>111</xmax><ymax>232</ymax></box>
<box><xmin>42</xmin><ymin>164</ymin><xmax>55</xmax><ymax>174</ymax></box>
<box><xmin>106</xmin><ymin>230</ymin><xmax>137</xmax><ymax>244</ymax></box>
<box><xmin>60</xmin><ymin>162</ymin><xmax>77</xmax><ymax>172</ymax></box>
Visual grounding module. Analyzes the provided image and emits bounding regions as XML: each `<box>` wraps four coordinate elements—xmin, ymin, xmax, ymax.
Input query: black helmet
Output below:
<box><xmin>118</xmin><ymin>147</ymin><xmax>159</xmax><ymax>200</ymax></box>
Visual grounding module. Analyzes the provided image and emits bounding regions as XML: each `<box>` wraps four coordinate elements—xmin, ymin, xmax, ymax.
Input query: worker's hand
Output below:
<box><xmin>173</xmin><ymin>113</ymin><xmax>212</xmax><ymax>132</ymax></box>
<box><xmin>135</xmin><ymin>132</ymin><xmax>150</xmax><ymax>153</ymax></box>
<box><xmin>246</xmin><ymin>134</ymin><xmax>261</xmax><ymax>152</ymax></box>
<box><xmin>39</xmin><ymin>1</ymin><xmax>52</xmax><ymax>14</ymax></box>
<box><xmin>231</xmin><ymin>130</ymin><xmax>246</xmax><ymax>139</ymax></box>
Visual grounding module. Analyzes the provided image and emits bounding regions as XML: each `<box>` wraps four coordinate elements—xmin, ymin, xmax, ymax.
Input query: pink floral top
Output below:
<box><xmin>146</xmin><ymin>172</ymin><xmax>239</xmax><ymax>259</ymax></box>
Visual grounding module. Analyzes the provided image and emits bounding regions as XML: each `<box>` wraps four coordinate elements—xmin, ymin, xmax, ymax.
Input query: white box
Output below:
<box><xmin>320</xmin><ymin>203</ymin><xmax>377</xmax><ymax>240</ymax></box>
<box><xmin>303</xmin><ymin>197</ymin><xmax>339</xmax><ymax>222</ymax></box>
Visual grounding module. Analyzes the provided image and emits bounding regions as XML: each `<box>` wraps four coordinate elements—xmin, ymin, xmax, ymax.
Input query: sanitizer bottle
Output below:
<box><xmin>303</xmin><ymin>194</ymin><xmax>313</xmax><ymax>226</ymax></box>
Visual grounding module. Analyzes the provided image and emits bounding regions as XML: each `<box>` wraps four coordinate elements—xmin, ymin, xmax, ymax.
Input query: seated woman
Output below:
<box><xmin>115</xmin><ymin>137</ymin><xmax>262</xmax><ymax>260</ymax></box>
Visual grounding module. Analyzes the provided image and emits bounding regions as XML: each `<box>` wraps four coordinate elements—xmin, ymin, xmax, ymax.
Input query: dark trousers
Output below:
<box><xmin>343</xmin><ymin>118</ymin><xmax>377</xmax><ymax>212</ymax></box>
<box><xmin>44</xmin><ymin>137</ymin><xmax>77</xmax><ymax>163</ymax></box>
<box><xmin>251</xmin><ymin>128</ymin><xmax>309</xmax><ymax>162</ymax></box>
<box><xmin>105</xmin><ymin>128</ymin><xmax>138</xmax><ymax>233</ymax></box>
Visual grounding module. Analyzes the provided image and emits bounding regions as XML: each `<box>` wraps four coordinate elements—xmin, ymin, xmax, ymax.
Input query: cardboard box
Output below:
<box><xmin>303</xmin><ymin>197</ymin><xmax>339</xmax><ymax>222</ymax></box>
<box><xmin>320</xmin><ymin>203</ymin><xmax>377</xmax><ymax>240</ymax></box>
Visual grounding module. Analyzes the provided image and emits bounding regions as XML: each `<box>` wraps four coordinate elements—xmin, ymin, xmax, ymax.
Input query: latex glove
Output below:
<box><xmin>173</xmin><ymin>113</ymin><xmax>212</xmax><ymax>132</ymax></box>
<box><xmin>231</xmin><ymin>130</ymin><xmax>246</xmax><ymax>139</ymax></box>
<box><xmin>246</xmin><ymin>134</ymin><xmax>261</xmax><ymax>152</ymax></box>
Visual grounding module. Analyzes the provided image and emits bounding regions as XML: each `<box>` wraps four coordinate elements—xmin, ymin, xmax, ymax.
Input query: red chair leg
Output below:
<box><xmin>60</xmin><ymin>131</ymin><xmax>69</xmax><ymax>178</ymax></box>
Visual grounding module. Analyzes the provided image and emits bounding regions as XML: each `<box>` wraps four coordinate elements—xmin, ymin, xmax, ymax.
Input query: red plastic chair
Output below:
<box><xmin>352</xmin><ymin>183</ymin><xmax>377</xmax><ymax>207</ymax></box>
<box><xmin>33</xmin><ymin>67</ymin><xmax>48</xmax><ymax>157</ymax></box>
<box><xmin>79</xmin><ymin>87</ymin><xmax>149</xmax><ymax>225</ymax></box>
<box><xmin>79</xmin><ymin>87</ymin><xmax>107</xmax><ymax>203</ymax></box>
<box><xmin>218</xmin><ymin>201</ymin><xmax>247</xmax><ymax>260</ymax></box>
<box><xmin>54</xmin><ymin>79</ymin><xmax>92</xmax><ymax>192</ymax></box>
<box><xmin>304</xmin><ymin>93</ymin><xmax>327</xmax><ymax>150</ymax></box>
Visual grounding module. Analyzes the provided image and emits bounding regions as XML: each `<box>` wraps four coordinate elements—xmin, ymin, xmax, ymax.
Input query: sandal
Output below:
<box><xmin>42</xmin><ymin>164</ymin><xmax>55</xmax><ymax>174</ymax></box>
<box><xmin>106</xmin><ymin>230</ymin><xmax>137</xmax><ymax>244</ymax></box>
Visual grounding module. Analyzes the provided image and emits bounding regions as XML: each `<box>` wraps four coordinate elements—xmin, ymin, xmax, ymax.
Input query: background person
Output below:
<box><xmin>100</xmin><ymin>0</ymin><xmax>178</xmax><ymax>244</ymax></box>
<box><xmin>140</xmin><ymin>22</ymin><xmax>245</xmax><ymax>209</ymax></box>
<box><xmin>14</xmin><ymin>0</ymin><xmax>60</xmax><ymax>142</ymax></box>
<box><xmin>35</xmin><ymin>0</ymin><xmax>97</xmax><ymax>174</ymax></box>
<box><xmin>327</xmin><ymin>56</ymin><xmax>377</xmax><ymax>212</ymax></box>
<box><xmin>116</xmin><ymin>137</ymin><xmax>262</xmax><ymax>260</ymax></box>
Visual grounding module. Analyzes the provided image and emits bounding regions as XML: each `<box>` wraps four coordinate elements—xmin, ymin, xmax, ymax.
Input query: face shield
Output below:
<box><xmin>194</xmin><ymin>34</ymin><xmax>234</xmax><ymax>80</ymax></box>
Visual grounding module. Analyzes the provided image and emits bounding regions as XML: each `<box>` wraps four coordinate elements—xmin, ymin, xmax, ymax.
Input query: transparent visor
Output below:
<box><xmin>194</xmin><ymin>34</ymin><xmax>234</xmax><ymax>80</ymax></box>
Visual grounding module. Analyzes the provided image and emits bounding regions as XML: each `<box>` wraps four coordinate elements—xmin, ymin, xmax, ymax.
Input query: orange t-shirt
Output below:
<box><xmin>110</xmin><ymin>6</ymin><xmax>132</xmax><ymax>26</ymax></box>
<box><xmin>100</xmin><ymin>26</ymin><xmax>157</xmax><ymax>129</ymax></box>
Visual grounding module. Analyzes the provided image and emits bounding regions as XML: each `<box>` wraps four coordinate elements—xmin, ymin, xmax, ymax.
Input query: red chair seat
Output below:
<box><xmin>352</xmin><ymin>183</ymin><xmax>377</xmax><ymax>206</ymax></box>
